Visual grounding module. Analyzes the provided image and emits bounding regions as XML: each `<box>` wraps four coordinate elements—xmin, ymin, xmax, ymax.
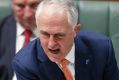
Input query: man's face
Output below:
<box><xmin>37</xmin><ymin>5</ymin><xmax>76</xmax><ymax>62</ymax></box>
<box><xmin>12</xmin><ymin>0</ymin><xmax>41</xmax><ymax>29</ymax></box>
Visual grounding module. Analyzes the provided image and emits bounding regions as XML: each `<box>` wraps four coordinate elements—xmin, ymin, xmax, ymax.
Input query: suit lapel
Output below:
<box><xmin>37</xmin><ymin>41</ymin><xmax>65</xmax><ymax>80</ymax></box>
<box><xmin>75</xmin><ymin>37</ymin><xmax>95</xmax><ymax>80</ymax></box>
<box><xmin>39</xmin><ymin>60</ymin><xmax>65</xmax><ymax>80</ymax></box>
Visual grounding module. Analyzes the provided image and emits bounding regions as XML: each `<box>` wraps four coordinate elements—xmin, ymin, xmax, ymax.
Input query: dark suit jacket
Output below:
<box><xmin>0</xmin><ymin>15</ymin><xmax>16</xmax><ymax>80</ymax></box>
<box><xmin>12</xmin><ymin>31</ymin><xmax>119</xmax><ymax>80</ymax></box>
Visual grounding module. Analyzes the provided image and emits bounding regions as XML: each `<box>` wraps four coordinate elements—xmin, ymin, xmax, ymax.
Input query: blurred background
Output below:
<box><xmin>0</xmin><ymin>0</ymin><xmax>11</xmax><ymax>20</ymax></box>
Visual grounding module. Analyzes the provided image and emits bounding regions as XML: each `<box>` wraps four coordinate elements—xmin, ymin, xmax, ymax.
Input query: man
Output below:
<box><xmin>13</xmin><ymin>0</ymin><xmax>119</xmax><ymax>80</ymax></box>
<box><xmin>0</xmin><ymin>0</ymin><xmax>41</xmax><ymax>80</ymax></box>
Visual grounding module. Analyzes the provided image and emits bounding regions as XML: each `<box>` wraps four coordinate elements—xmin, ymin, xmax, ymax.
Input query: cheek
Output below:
<box><xmin>30</xmin><ymin>9</ymin><xmax>36</xmax><ymax>14</ymax></box>
<box><xmin>15</xmin><ymin>10</ymin><xmax>24</xmax><ymax>17</ymax></box>
<box><xmin>61</xmin><ymin>37</ymin><xmax>74</xmax><ymax>51</ymax></box>
<box><xmin>40</xmin><ymin>38</ymin><xmax>48</xmax><ymax>48</ymax></box>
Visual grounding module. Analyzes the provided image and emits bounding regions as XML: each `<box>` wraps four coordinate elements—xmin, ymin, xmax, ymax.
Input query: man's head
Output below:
<box><xmin>36</xmin><ymin>0</ymin><xmax>79</xmax><ymax>62</ymax></box>
<box><xmin>11</xmin><ymin>0</ymin><xmax>41</xmax><ymax>30</ymax></box>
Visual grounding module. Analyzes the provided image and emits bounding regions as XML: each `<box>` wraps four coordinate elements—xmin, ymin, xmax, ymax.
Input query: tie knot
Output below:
<box><xmin>23</xmin><ymin>29</ymin><xmax>32</xmax><ymax>36</ymax></box>
<box><xmin>60</xmin><ymin>59</ymin><xmax>69</xmax><ymax>66</ymax></box>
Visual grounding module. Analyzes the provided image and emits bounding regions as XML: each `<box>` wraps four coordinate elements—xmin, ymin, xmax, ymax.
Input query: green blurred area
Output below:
<box><xmin>0</xmin><ymin>0</ymin><xmax>11</xmax><ymax>20</ymax></box>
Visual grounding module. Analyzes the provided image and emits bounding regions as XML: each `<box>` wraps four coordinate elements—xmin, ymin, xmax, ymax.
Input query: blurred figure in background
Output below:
<box><xmin>0</xmin><ymin>0</ymin><xmax>42</xmax><ymax>80</ymax></box>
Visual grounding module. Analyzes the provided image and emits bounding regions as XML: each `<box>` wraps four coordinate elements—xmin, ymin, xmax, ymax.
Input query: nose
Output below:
<box><xmin>48</xmin><ymin>36</ymin><xmax>57</xmax><ymax>49</ymax></box>
<box><xmin>24</xmin><ymin>6</ymin><xmax>33</xmax><ymax>18</ymax></box>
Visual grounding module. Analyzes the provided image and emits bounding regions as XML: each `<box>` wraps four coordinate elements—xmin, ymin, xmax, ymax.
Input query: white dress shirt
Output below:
<box><xmin>16</xmin><ymin>22</ymin><xmax>38</xmax><ymax>53</ymax></box>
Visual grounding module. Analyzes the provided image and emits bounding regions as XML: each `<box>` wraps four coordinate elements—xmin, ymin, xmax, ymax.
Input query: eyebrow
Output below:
<box><xmin>40</xmin><ymin>30</ymin><xmax>66</xmax><ymax>36</ymax></box>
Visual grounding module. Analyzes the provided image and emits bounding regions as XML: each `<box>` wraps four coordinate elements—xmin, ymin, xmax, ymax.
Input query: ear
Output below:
<box><xmin>74</xmin><ymin>24</ymin><xmax>81</xmax><ymax>33</ymax></box>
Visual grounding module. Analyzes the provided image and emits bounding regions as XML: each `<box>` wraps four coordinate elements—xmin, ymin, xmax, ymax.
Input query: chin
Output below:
<box><xmin>49</xmin><ymin>57</ymin><xmax>60</xmax><ymax>63</ymax></box>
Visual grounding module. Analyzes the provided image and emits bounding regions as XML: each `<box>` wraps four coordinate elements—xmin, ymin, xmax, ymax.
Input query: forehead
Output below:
<box><xmin>39</xmin><ymin>5</ymin><xmax>67</xmax><ymax>23</ymax></box>
<box><xmin>12</xmin><ymin>0</ymin><xmax>40</xmax><ymax>4</ymax></box>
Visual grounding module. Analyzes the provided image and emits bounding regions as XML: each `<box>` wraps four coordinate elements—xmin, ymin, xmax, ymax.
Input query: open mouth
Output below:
<box><xmin>49</xmin><ymin>49</ymin><xmax>60</xmax><ymax>54</ymax></box>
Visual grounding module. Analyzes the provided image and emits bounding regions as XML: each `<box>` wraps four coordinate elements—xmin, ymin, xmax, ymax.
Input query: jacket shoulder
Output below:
<box><xmin>77</xmin><ymin>31</ymin><xmax>109</xmax><ymax>40</ymax></box>
<box><xmin>12</xmin><ymin>39</ymin><xmax>41</xmax><ymax>75</ymax></box>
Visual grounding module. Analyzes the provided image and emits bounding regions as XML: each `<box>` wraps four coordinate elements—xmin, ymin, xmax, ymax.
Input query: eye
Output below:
<box><xmin>30</xmin><ymin>3</ymin><xmax>39</xmax><ymax>9</ymax></box>
<box><xmin>54</xmin><ymin>34</ymin><xmax>65</xmax><ymax>40</ymax></box>
<box><xmin>17</xmin><ymin>4</ymin><xmax>25</xmax><ymax>9</ymax></box>
<box><xmin>40</xmin><ymin>31</ymin><xmax>50</xmax><ymax>38</ymax></box>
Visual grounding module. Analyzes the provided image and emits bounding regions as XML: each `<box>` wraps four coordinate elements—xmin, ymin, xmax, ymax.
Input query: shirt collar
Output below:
<box><xmin>65</xmin><ymin>43</ymin><xmax>75</xmax><ymax>64</ymax></box>
<box><xmin>16</xmin><ymin>22</ymin><xmax>38</xmax><ymax>37</ymax></box>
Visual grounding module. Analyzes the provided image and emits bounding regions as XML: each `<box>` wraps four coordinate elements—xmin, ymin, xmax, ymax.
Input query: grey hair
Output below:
<box><xmin>35</xmin><ymin>0</ymin><xmax>78</xmax><ymax>27</ymax></box>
